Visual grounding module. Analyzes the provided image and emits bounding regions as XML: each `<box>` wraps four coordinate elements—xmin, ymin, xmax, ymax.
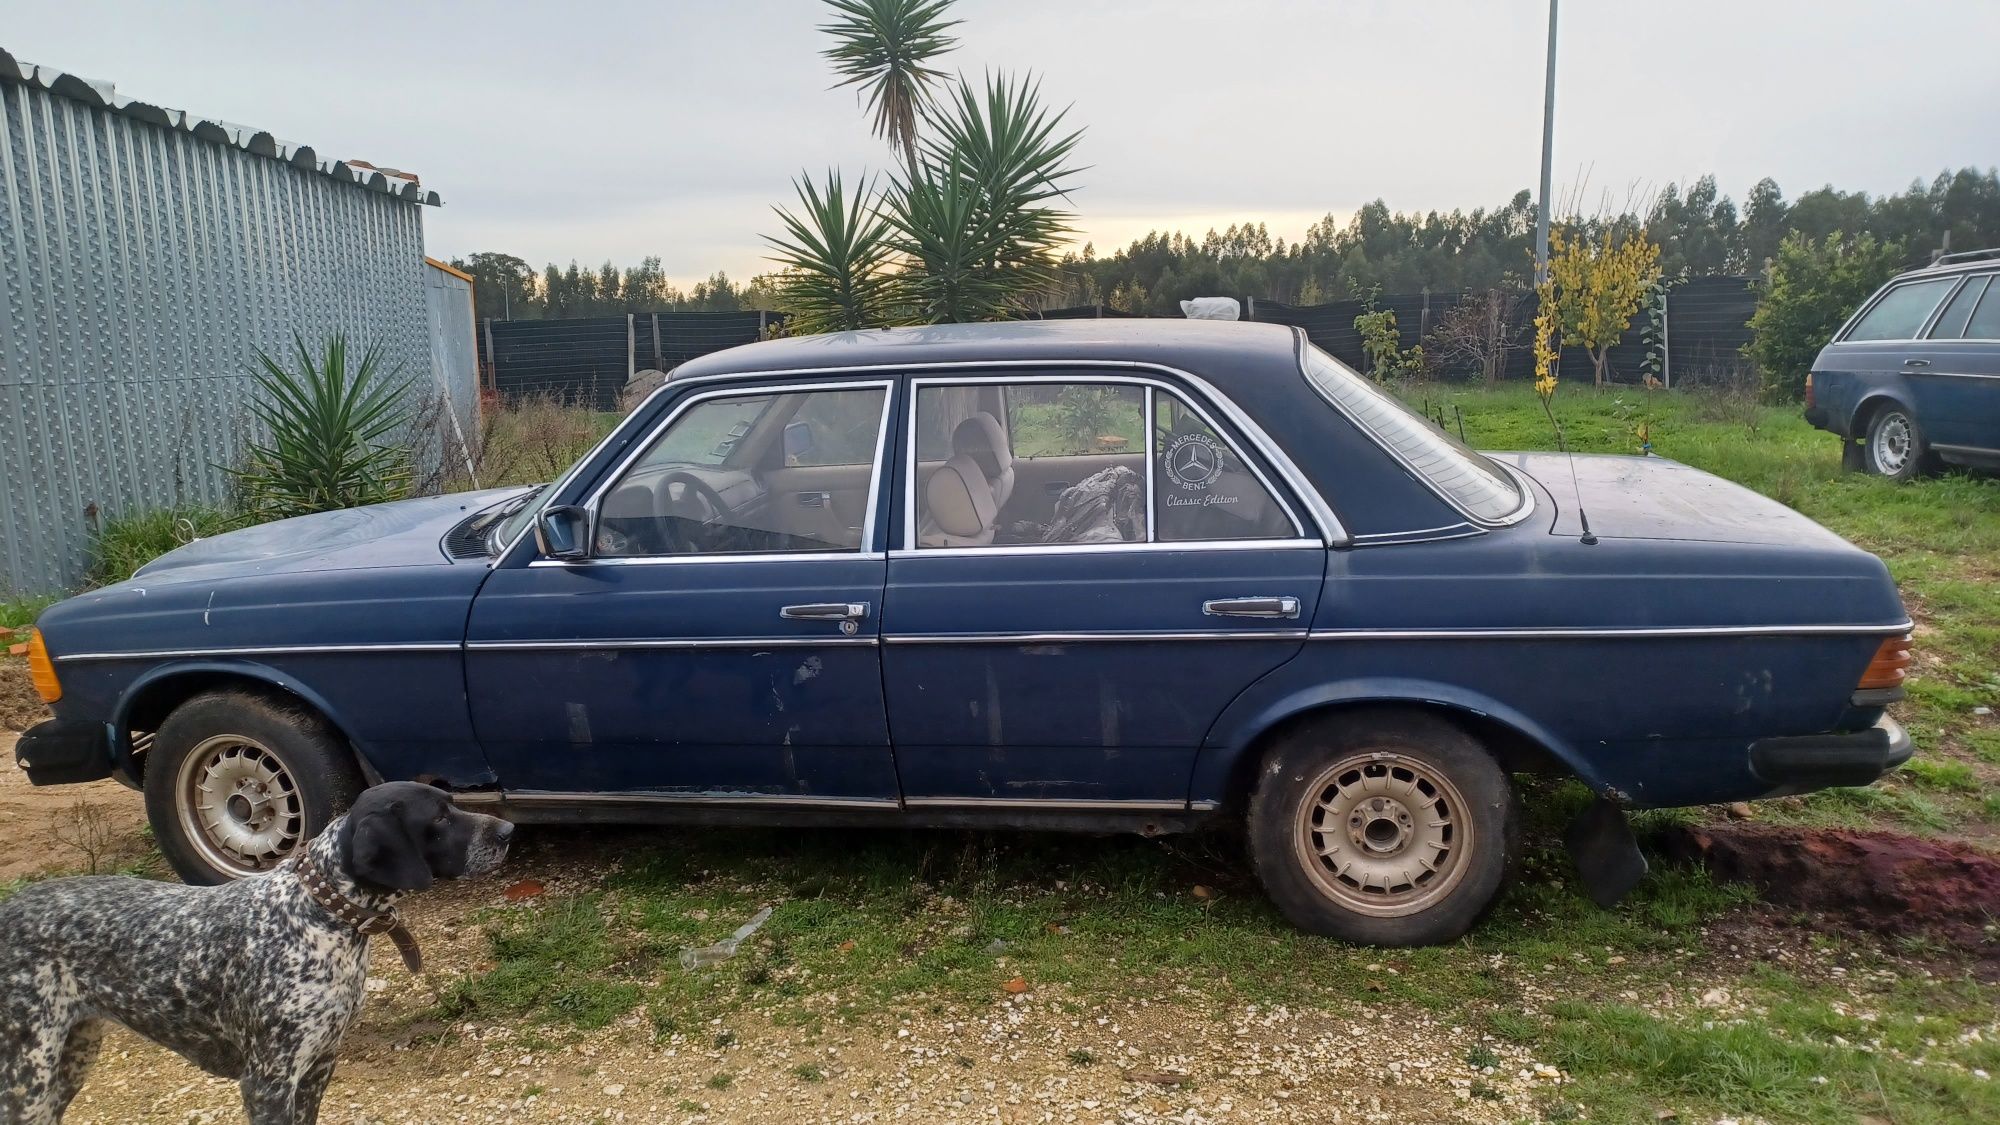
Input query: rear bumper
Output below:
<box><xmin>12</xmin><ymin>718</ymin><xmax>115</xmax><ymax>786</ymax></box>
<box><xmin>1803</xmin><ymin>403</ymin><xmax>1834</xmax><ymax>433</ymax></box>
<box><xmin>1748</xmin><ymin>715</ymin><xmax>1912</xmax><ymax>793</ymax></box>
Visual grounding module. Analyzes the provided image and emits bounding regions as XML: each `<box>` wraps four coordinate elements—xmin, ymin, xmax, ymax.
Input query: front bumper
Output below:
<box><xmin>1748</xmin><ymin>715</ymin><xmax>1912</xmax><ymax>793</ymax></box>
<box><xmin>13</xmin><ymin>718</ymin><xmax>114</xmax><ymax>786</ymax></box>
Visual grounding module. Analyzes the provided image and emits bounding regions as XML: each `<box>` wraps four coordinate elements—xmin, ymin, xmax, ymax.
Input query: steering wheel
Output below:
<box><xmin>657</xmin><ymin>472</ymin><xmax>735</xmax><ymax>553</ymax></box>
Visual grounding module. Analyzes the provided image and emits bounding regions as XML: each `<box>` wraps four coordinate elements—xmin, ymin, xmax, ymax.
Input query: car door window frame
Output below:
<box><xmin>1840</xmin><ymin>276</ymin><xmax>1962</xmax><ymax>342</ymax></box>
<box><xmin>531</xmin><ymin>377</ymin><xmax>897</xmax><ymax>568</ymax></box>
<box><xmin>901</xmin><ymin>371</ymin><xmax>1320</xmax><ymax>555</ymax></box>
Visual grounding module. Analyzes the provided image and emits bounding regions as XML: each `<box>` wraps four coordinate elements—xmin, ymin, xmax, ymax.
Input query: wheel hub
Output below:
<box><xmin>1296</xmin><ymin>753</ymin><xmax>1473</xmax><ymax>918</ymax></box>
<box><xmin>176</xmin><ymin>736</ymin><xmax>303</xmax><ymax>875</ymax></box>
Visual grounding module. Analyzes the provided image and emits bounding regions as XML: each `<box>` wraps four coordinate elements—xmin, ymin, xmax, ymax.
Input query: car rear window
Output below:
<box><xmin>1300</xmin><ymin>345</ymin><xmax>1525</xmax><ymax>524</ymax></box>
<box><xmin>1966</xmin><ymin>279</ymin><xmax>2000</xmax><ymax>339</ymax></box>
<box><xmin>1927</xmin><ymin>276</ymin><xmax>1991</xmax><ymax>339</ymax></box>
<box><xmin>1845</xmin><ymin>277</ymin><xmax>1956</xmax><ymax>341</ymax></box>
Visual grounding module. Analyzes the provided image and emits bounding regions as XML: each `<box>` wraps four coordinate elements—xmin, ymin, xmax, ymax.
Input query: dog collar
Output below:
<box><xmin>298</xmin><ymin>853</ymin><xmax>424</xmax><ymax>973</ymax></box>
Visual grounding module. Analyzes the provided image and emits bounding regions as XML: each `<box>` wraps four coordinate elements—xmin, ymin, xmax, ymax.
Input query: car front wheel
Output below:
<box><xmin>1865</xmin><ymin>405</ymin><xmax>1930</xmax><ymax>482</ymax></box>
<box><xmin>1247</xmin><ymin>710</ymin><xmax>1516</xmax><ymax>946</ymax></box>
<box><xmin>143</xmin><ymin>691</ymin><xmax>363</xmax><ymax>885</ymax></box>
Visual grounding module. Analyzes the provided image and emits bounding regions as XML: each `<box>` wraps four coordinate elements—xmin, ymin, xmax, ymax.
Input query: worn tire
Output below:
<box><xmin>143</xmin><ymin>691</ymin><xmax>364</xmax><ymax>885</ymax></box>
<box><xmin>1863</xmin><ymin>403</ymin><xmax>1931</xmax><ymax>482</ymax></box>
<box><xmin>1247</xmin><ymin>710</ymin><xmax>1516</xmax><ymax>946</ymax></box>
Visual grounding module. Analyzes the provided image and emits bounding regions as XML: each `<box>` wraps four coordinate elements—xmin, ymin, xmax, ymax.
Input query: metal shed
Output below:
<box><xmin>0</xmin><ymin>47</ymin><xmax>443</xmax><ymax>595</ymax></box>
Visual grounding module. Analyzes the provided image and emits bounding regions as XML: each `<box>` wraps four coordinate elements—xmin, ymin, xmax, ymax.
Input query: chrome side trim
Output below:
<box><xmin>528</xmin><ymin>551</ymin><xmax>886</xmax><ymax>569</ymax></box>
<box><xmin>901</xmin><ymin>797</ymin><xmax>1189</xmax><ymax>811</ymax></box>
<box><xmin>467</xmin><ymin>636</ymin><xmax>879</xmax><ymax>652</ymax></box>
<box><xmin>57</xmin><ymin>642</ymin><xmax>462</xmax><ymax>663</ymax></box>
<box><xmin>886</xmin><ymin>630</ymin><xmax>1309</xmax><ymax>645</ymax></box>
<box><xmin>1307</xmin><ymin>622</ymin><xmax>1914</xmax><ymax>641</ymax></box>
<box><xmin>492</xmin><ymin>791</ymin><xmax>900</xmax><ymax>810</ymax></box>
<box><xmin>1351</xmin><ymin>522</ymin><xmax>1476</xmax><ymax>541</ymax></box>
<box><xmin>901</xmin><ymin>538</ymin><xmax>1321</xmax><ymax>561</ymax></box>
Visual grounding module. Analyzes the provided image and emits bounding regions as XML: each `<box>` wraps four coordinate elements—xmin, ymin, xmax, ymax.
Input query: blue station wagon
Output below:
<box><xmin>1806</xmin><ymin>248</ymin><xmax>2000</xmax><ymax>479</ymax></box>
<box><xmin>19</xmin><ymin>320</ymin><xmax>1914</xmax><ymax>946</ymax></box>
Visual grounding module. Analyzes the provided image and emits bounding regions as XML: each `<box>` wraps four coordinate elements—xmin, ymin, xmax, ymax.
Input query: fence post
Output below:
<box><xmin>626</xmin><ymin>314</ymin><xmax>637</xmax><ymax>384</ymax></box>
<box><xmin>1661</xmin><ymin>287</ymin><xmax>1672</xmax><ymax>390</ymax></box>
<box><xmin>481</xmin><ymin>317</ymin><xmax>496</xmax><ymax>392</ymax></box>
<box><xmin>758</xmin><ymin>310</ymin><xmax>769</xmax><ymax>339</ymax></box>
<box><xmin>1246</xmin><ymin>296</ymin><xmax>1257</xmax><ymax>322</ymax></box>
<box><xmin>650</xmin><ymin>313</ymin><xmax>662</xmax><ymax>369</ymax></box>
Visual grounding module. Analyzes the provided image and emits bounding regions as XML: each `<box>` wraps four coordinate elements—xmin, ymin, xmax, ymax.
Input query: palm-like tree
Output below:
<box><xmin>766</xmin><ymin>170</ymin><xmax>899</xmax><ymax>333</ymax></box>
<box><xmin>819</xmin><ymin>0</ymin><xmax>960</xmax><ymax>172</ymax></box>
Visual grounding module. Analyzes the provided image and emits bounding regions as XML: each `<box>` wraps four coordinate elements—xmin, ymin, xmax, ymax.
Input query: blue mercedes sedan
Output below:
<box><xmin>18</xmin><ymin>320</ymin><xmax>1913</xmax><ymax>945</ymax></box>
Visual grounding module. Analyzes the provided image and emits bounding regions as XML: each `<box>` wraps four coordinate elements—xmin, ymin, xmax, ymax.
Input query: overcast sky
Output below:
<box><xmin>11</xmin><ymin>1</ymin><xmax>1999</xmax><ymax>287</ymax></box>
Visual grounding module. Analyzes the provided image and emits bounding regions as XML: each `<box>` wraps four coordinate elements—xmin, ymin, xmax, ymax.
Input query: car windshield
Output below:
<box><xmin>489</xmin><ymin>484</ymin><xmax>552</xmax><ymax>554</ymax></box>
<box><xmin>1299</xmin><ymin>345</ymin><xmax>1525</xmax><ymax>524</ymax></box>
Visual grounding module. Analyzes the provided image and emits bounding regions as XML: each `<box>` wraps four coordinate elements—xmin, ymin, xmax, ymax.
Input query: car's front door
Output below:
<box><xmin>1921</xmin><ymin>272</ymin><xmax>2000</xmax><ymax>455</ymax></box>
<box><xmin>465</xmin><ymin>378</ymin><xmax>899</xmax><ymax>806</ymax></box>
<box><xmin>880</xmin><ymin>373</ymin><xmax>1328</xmax><ymax>811</ymax></box>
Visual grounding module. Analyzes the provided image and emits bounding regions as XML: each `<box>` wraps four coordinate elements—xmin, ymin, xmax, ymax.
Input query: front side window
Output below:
<box><xmin>1969</xmin><ymin>280</ymin><xmax>2000</xmax><ymax>339</ymax></box>
<box><xmin>1927</xmin><ymin>276</ymin><xmax>1990</xmax><ymax>340</ymax></box>
<box><xmin>595</xmin><ymin>385</ymin><xmax>887</xmax><ymax>557</ymax></box>
<box><xmin>1845</xmin><ymin>278</ymin><xmax>1956</xmax><ymax>341</ymax></box>
<box><xmin>911</xmin><ymin>380</ymin><xmax>1298</xmax><ymax>549</ymax></box>
<box><xmin>1301</xmin><ymin>346</ymin><xmax>1524</xmax><ymax>524</ymax></box>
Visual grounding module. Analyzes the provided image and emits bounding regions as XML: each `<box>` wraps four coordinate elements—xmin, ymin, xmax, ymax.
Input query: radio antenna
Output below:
<box><xmin>1539</xmin><ymin>394</ymin><xmax>1597</xmax><ymax>546</ymax></box>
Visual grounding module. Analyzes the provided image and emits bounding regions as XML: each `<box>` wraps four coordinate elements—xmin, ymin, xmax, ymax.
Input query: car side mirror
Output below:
<box><xmin>783</xmin><ymin>419</ymin><xmax>817</xmax><ymax>462</ymax></box>
<box><xmin>534</xmin><ymin>505</ymin><xmax>591</xmax><ymax>560</ymax></box>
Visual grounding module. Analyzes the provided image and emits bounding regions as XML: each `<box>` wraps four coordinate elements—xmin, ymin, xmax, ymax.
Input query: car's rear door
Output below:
<box><xmin>1920</xmin><ymin>271</ymin><xmax>2000</xmax><ymax>456</ymax></box>
<box><xmin>464</xmin><ymin>378</ymin><xmax>899</xmax><ymax>806</ymax></box>
<box><xmin>880</xmin><ymin>371</ymin><xmax>1327</xmax><ymax>811</ymax></box>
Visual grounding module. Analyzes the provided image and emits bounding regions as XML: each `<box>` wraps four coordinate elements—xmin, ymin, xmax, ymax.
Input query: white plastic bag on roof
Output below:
<box><xmin>1179</xmin><ymin>297</ymin><xmax>1241</xmax><ymax>321</ymax></box>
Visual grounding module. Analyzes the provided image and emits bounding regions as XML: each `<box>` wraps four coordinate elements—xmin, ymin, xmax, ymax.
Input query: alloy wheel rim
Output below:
<box><xmin>1294</xmin><ymin>752</ymin><xmax>1473</xmax><ymax>918</ymax></box>
<box><xmin>1873</xmin><ymin>415</ymin><xmax>1912</xmax><ymax>474</ymax></box>
<box><xmin>175</xmin><ymin>734</ymin><xmax>303</xmax><ymax>875</ymax></box>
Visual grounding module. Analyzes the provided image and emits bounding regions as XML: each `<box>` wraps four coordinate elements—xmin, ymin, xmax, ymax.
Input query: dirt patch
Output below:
<box><xmin>0</xmin><ymin>655</ymin><xmax>52</xmax><ymax>732</ymax></box>
<box><xmin>0</xmin><ymin>732</ymin><xmax>149</xmax><ymax>881</ymax></box>
<box><xmin>1665</xmin><ymin>823</ymin><xmax>2000</xmax><ymax>964</ymax></box>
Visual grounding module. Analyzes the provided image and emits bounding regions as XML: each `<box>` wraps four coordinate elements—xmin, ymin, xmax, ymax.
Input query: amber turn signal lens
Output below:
<box><xmin>26</xmin><ymin>627</ymin><xmax>62</xmax><ymax>703</ymax></box>
<box><xmin>1857</xmin><ymin>634</ymin><xmax>1912</xmax><ymax>691</ymax></box>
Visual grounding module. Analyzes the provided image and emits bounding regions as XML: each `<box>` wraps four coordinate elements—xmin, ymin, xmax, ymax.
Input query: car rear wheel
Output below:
<box><xmin>1247</xmin><ymin>710</ymin><xmax>1516</xmax><ymax>946</ymax></box>
<box><xmin>143</xmin><ymin>691</ymin><xmax>363</xmax><ymax>885</ymax></box>
<box><xmin>1865</xmin><ymin>405</ymin><xmax>1930</xmax><ymax>482</ymax></box>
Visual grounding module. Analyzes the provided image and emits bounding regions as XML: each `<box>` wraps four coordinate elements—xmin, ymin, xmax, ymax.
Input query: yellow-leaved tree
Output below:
<box><xmin>1543</xmin><ymin>225</ymin><xmax>1663</xmax><ymax>387</ymax></box>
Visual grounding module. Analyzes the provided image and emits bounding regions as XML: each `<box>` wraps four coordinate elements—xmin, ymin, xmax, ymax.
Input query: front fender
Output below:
<box><xmin>110</xmin><ymin>660</ymin><xmax>387</xmax><ymax>784</ymax></box>
<box><xmin>1188</xmin><ymin>672</ymin><xmax>1607</xmax><ymax>808</ymax></box>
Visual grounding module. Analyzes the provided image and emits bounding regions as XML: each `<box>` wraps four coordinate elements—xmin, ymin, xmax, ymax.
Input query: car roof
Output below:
<box><xmin>1892</xmin><ymin>248</ymin><xmax>2000</xmax><ymax>281</ymax></box>
<box><xmin>671</xmin><ymin>317</ymin><xmax>1305</xmax><ymax>383</ymax></box>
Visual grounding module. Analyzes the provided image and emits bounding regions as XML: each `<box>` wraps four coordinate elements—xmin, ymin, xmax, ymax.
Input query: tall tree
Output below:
<box><xmin>819</xmin><ymin>0</ymin><xmax>960</xmax><ymax>172</ymax></box>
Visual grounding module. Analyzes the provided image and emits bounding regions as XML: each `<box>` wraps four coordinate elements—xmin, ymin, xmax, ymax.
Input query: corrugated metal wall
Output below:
<box><xmin>0</xmin><ymin>79</ymin><xmax>429</xmax><ymax>594</ymax></box>
<box><xmin>422</xmin><ymin>262</ymin><xmax>480</xmax><ymax>480</ymax></box>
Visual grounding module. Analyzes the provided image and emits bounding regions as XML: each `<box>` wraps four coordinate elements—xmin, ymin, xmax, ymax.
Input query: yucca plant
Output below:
<box><xmin>820</xmin><ymin>0</ymin><xmax>960</xmax><ymax>172</ymax></box>
<box><xmin>767</xmin><ymin>170</ymin><xmax>901</xmax><ymax>333</ymax></box>
<box><xmin>235</xmin><ymin>334</ymin><xmax>412</xmax><ymax>519</ymax></box>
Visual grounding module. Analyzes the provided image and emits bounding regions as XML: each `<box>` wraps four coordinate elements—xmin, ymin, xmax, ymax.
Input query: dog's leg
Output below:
<box><xmin>50</xmin><ymin>1018</ymin><xmax>105</xmax><ymax>1118</ymax></box>
<box><xmin>237</xmin><ymin>1061</ymin><xmax>299</xmax><ymax>1125</ymax></box>
<box><xmin>289</xmin><ymin>1054</ymin><xmax>338</xmax><ymax>1125</ymax></box>
<box><xmin>0</xmin><ymin>1020</ymin><xmax>66</xmax><ymax>1125</ymax></box>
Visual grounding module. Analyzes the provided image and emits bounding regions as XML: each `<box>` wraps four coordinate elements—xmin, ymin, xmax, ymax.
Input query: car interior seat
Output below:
<box><xmin>919</xmin><ymin>413</ymin><xmax>1015</xmax><ymax>547</ymax></box>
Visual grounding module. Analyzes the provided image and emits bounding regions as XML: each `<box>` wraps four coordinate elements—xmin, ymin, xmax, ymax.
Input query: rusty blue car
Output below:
<box><xmin>19</xmin><ymin>320</ymin><xmax>1914</xmax><ymax>945</ymax></box>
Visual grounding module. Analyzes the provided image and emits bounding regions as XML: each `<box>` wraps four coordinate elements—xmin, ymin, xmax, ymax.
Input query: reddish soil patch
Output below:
<box><xmin>1666</xmin><ymin>824</ymin><xmax>2000</xmax><ymax>964</ymax></box>
<box><xmin>0</xmin><ymin>656</ymin><xmax>51</xmax><ymax>733</ymax></box>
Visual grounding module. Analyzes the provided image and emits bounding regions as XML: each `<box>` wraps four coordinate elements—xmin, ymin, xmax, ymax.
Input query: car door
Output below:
<box><xmin>465</xmin><ymin>378</ymin><xmax>900</xmax><ymax>806</ymax></box>
<box><xmin>881</xmin><ymin>372</ymin><xmax>1327</xmax><ymax>811</ymax></box>
<box><xmin>1922</xmin><ymin>272</ymin><xmax>2000</xmax><ymax>456</ymax></box>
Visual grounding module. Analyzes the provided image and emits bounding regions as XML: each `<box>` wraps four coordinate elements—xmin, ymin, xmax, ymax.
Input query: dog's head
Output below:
<box><xmin>336</xmin><ymin>782</ymin><xmax>514</xmax><ymax>893</ymax></box>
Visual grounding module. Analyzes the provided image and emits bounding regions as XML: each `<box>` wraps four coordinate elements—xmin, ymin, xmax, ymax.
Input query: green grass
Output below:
<box><xmin>0</xmin><ymin>594</ymin><xmax>57</xmax><ymax>631</ymax></box>
<box><xmin>1425</xmin><ymin>382</ymin><xmax>2000</xmax><ymax>839</ymax></box>
<box><xmin>87</xmin><ymin>506</ymin><xmax>245</xmax><ymax>587</ymax></box>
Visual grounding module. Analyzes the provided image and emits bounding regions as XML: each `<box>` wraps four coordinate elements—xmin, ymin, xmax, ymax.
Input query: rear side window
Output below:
<box><xmin>1967</xmin><ymin>280</ymin><xmax>2000</xmax><ymax>339</ymax></box>
<box><xmin>1845</xmin><ymin>278</ymin><xmax>1956</xmax><ymax>341</ymax></box>
<box><xmin>1927</xmin><ymin>276</ymin><xmax>1991</xmax><ymax>339</ymax></box>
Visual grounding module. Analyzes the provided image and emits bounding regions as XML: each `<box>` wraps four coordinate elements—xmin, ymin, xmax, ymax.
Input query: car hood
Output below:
<box><xmin>134</xmin><ymin>487</ymin><xmax>533</xmax><ymax>581</ymax></box>
<box><xmin>1495</xmin><ymin>452</ymin><xmax>1855</xmax><ymax>549</ymax></box>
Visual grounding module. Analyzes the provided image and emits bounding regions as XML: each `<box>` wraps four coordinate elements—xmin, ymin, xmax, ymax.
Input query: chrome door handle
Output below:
<box><xmin>1904</xmin><ymin>358</ymin><xmax>1931</xmax><ymax>367</ymax></box>
<box><xmin>1202</xmin><ymin>596</ymin><xmax>1300</xmax><ymax>619</ymax></box>
<box><xmin>780</xmin><ymin>602</ymin><xmax>870</xmax><ymax>621</ymax></box>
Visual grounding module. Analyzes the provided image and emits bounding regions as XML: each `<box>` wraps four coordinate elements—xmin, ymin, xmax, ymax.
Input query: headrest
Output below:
<box><xmin>925</xmin><ymin>454</ymin><xmax>997</xmax><ymax>538</ymax></box>
<box><xmin>951</xmin><ymin>412</ymin><xmax>1012</xmax><ymax>479</ymax></box>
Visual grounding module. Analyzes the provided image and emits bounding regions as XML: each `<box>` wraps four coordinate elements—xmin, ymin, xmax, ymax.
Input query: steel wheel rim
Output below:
<box><xmin>175</xmin><ymin>734</ymin><xmax>304</xmax><ymax>876</ymax></box>
<box><xmin>1873</xmin><ymin>414</ymin><xmax>1912</xmax><ymax>474</ymax></box>
<box><xmin>1294</xmin><ymin>752</ymin><xmax>1473</xmax><ymax>918</ymax></box>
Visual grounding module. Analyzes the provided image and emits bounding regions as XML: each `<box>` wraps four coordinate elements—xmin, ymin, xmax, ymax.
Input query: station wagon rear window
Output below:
<box><xmin>1300</xmin><ymin>345</ymin><xmax>1524</xmax><ymax>524</ymax></box>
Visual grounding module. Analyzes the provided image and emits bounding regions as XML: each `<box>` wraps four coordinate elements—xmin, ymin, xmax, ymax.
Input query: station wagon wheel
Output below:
<box><xmin>1247</xmin><ymin>710</ymin><xmax>1517</xmax><ymax>946</ymax></box>
<box><xmin>143</xmin><ymin>690</ymin><xmax>364</xmax><ymax>886</ymax></box>
<box><xmin>1865</xmin><ymin>405</ymin><xmax>1929</xmax><ymax>482</ymax></box>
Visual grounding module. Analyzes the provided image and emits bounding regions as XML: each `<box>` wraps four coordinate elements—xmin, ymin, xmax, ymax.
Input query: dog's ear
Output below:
<box><xmin>347</xmin><ymin>799</ymin><xmax>434</xmax><ymax>892</ymax></box>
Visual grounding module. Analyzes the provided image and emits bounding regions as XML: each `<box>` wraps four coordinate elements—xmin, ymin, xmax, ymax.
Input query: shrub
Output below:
<box><xmin>1746</xmin><ymin>231</ymin><xmax>1907</xmax><ymax>401</ymax></box>
<box><xmin>88</xmin><ymin>506</ymin><xmax>244</xmax><ymax>586</ymax></box>
<box><xmin>235</xmin><ymin>334</ymin><xmax>412</xmax><ymax>519</ymax></box>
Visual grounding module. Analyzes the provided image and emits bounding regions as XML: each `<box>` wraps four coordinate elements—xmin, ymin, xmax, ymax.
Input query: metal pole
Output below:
<box><xmin>1661</xmin><ymin>286</ymin><xmax>1672</xmax><ymax>390</ymax></box>
<box><xmin>1535</xmin><ymin>0</ymin><xmax>1558</xmax><ymax>285</ymax></box>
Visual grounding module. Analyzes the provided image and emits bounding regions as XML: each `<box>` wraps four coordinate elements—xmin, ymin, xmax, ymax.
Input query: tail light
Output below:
<box><xmin>1857</xmin><ymin>634</ymin><xmax>1911</xmax><ymax>692</ymax></box>
<box><xmin>26</xmin><ymin>627</ymin><xmax>62</xmax><ymax>703</ymax></box>
<box><xmin>1804</xmin><ymin>373</ymin><xmax>1815</xmax><ymax>410</ymax></box>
